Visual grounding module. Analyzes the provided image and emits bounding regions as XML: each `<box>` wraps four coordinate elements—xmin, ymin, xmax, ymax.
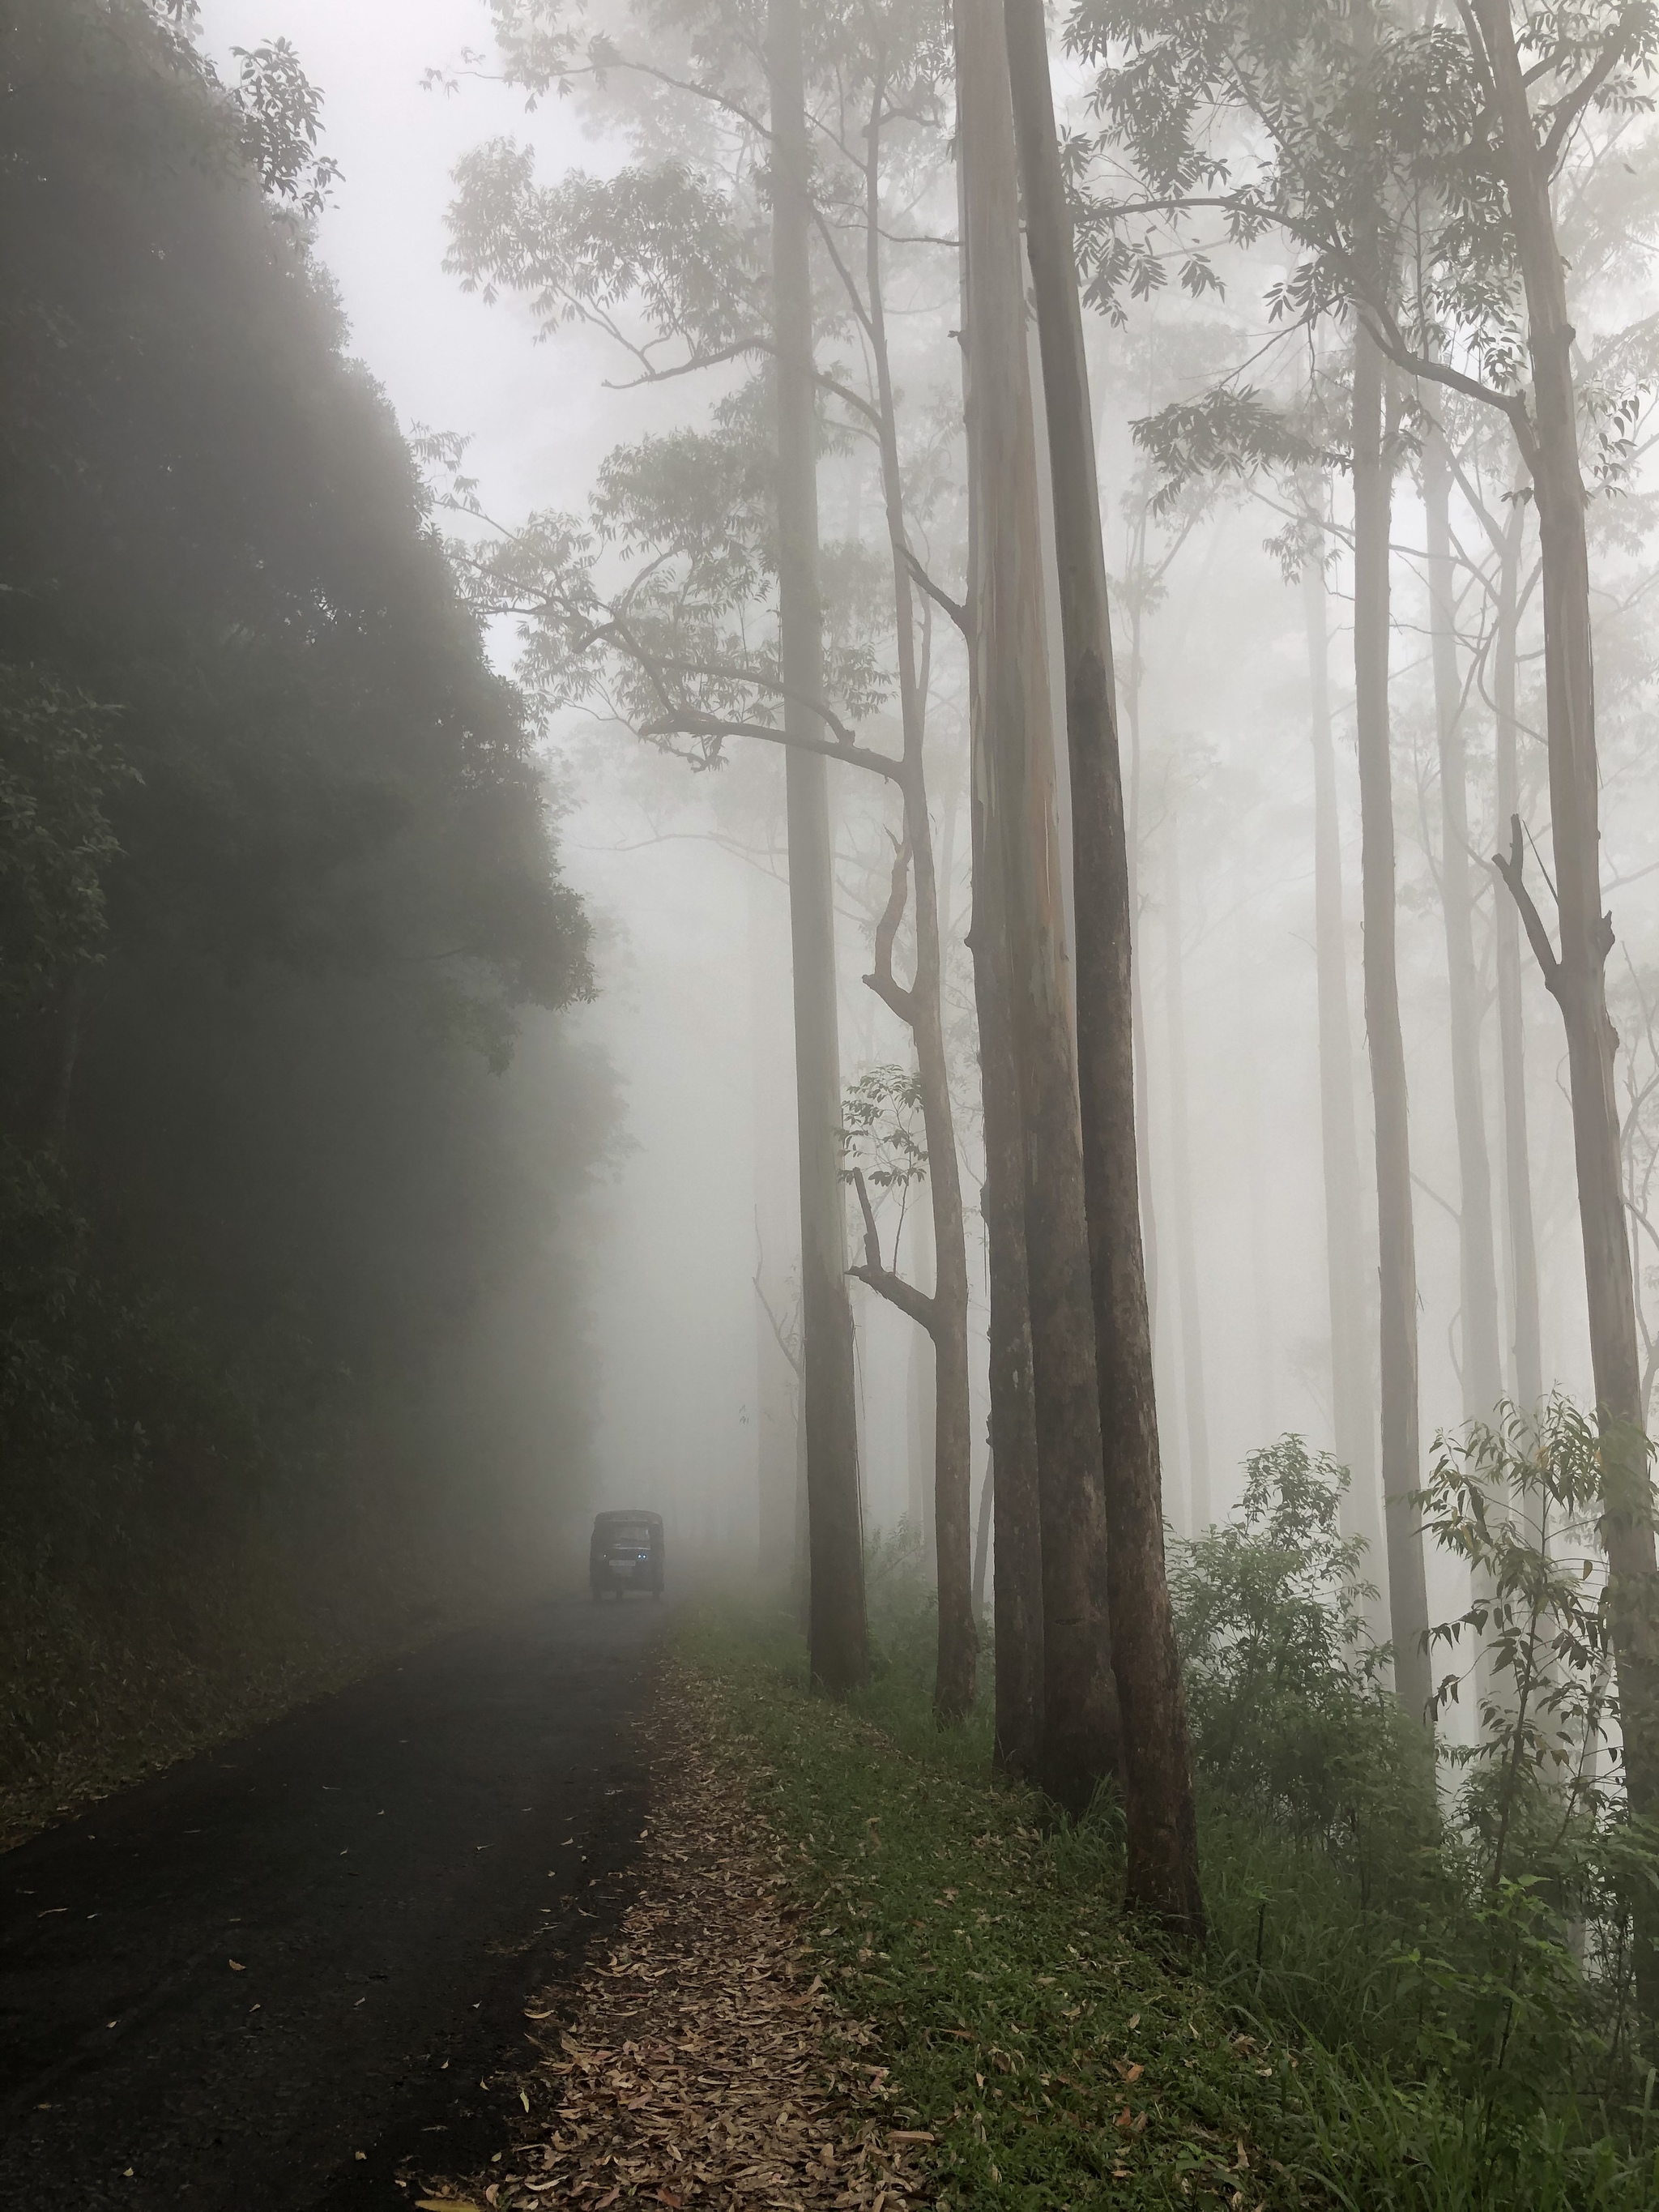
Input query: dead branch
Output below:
<box><xmin>847</xmin><ymin>1168</ymin><xmax>937</xmax><ymax>1337</ymax></box>
<box><xmin>904</xmin><ymin>549</ymin><xmax>970</xmax><ymax>639</ymax></box>
<box><xmin>864</xmin><ymin>829</ymin><xmax>917</xmax><ymax>1026</ymax></box>
<box><xmin>1492</xmin><ymin>813</ymin><xmax>1565</xmax><ymax>999</ymax></box>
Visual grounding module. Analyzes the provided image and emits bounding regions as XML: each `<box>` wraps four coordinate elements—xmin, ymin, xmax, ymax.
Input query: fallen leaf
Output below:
<box><xmin>228</xmin><ymin>1959</ymin><xmax>245</xmax><ymax>1972</ymax></box>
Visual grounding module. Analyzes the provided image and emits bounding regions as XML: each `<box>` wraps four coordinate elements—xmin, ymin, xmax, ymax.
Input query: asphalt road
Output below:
<box><xmin>0</xmin><ymin>1592</ymin><xmax>665</xmax><ymax>2209</ymax></box>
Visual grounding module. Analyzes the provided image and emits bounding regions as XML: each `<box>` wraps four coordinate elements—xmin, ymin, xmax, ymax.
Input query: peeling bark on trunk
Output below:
<box><xmin>958</xmin><ymin>0</ymin><xmax>1120</xmax><ymax>1813</ymax></box>
<box><xmin>1003</xmin><ymin>0</ymin><xmax>1201</xmax><ymax>1929</ymax></box>
<box><xmin>767</xmin><ymin>0</ymin><xmax>866</xmax><ymax>1693</ymax></box>
<box><xmin>1353</xmin><ymin>324</ymin><xmax>1431</xmax><ymax>1729</ymax></box>
<box><xmin>1423</xmin><ymin>426</ymin><xmax>1503</xmax><ymax>1424</ymax></box>
<box><xmin>1303</xmin><ymin>537</ymin><xmax>1382</xmax><ymax>1573</ymax></box>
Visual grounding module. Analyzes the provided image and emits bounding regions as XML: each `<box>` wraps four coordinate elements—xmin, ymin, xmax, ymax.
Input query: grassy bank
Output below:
<box><xmin>689</xmin><ymin>1603</ymin><xmax>1659</xmax><ymax>2212</ymax></box>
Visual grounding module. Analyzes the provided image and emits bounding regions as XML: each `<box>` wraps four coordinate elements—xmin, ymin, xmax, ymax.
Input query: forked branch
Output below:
<box><xmin>1492</xmin><ymin>813</ymin><xmax>1563</xmax><ymax>999</ymax></box>
<box><xmin>847</xmin><ymin>1168</ymin><xmax>937</xmax><ymax>1336</ymax></box>
<box><xmin>864</xmin><ymin>829</ymin><xmax>916</xmax><ymax>1025</ymax></box>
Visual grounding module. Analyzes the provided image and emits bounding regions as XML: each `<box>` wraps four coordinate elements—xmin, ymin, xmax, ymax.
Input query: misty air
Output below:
<box><xmin>4</xmin><ymin>0</ymin><xmax>1659</xmax><ymax>2204</ymax></box>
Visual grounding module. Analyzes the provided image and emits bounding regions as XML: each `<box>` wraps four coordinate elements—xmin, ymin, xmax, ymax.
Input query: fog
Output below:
<box><xmin>194</xmin><ymin>0</ymin><xmax>1659</xmax><ymax>1601</ymax></box>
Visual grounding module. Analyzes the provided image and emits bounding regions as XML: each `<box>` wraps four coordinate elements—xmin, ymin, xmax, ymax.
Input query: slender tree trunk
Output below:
<box><xmin>1423</xmin><ymin>426</ymin><xmax>1503</xmax><ymax>1423</ymax></box>
<box><xmin>1004</xmin><ymin>0</ymin><xmax>1201</xmax><ymax>1930</ymax></box>
<box><xmin>1125</xmin><ymin>572</ymin><xmax>1171</xmax><ymax>1498</ymax></box>
<box><xmin>905</xmin><ymin>1203</ymin><xmax>938</xmax><ymax>1555</ymax></box>
<box><xmin>1352</xmin><ymin>324</ymin><xmax>1432</xmax><ymax>1727</ymax></box>
<box><xmin>1492</xmin><ymin>510</ymin><xmax>1543</xmax><ymax>1411</ymax></box>
<box><xmin>750</xmin><ymin>859</ymin><xmax>802</xmax><ymax>1585</ymax></box>
<box><xmin>1304</xmin><ymin>537</ymin><xmax>1382</xmax><ymax>1569</ymax></box>
<box><xmin>973</xmin><ymin>1448</ymin><xmax>994</xmax><ymax>1620</ymax></box>
<box><xmin>951</xmin><ymin>112</ymin><xmax>1043</xmax><ymax>1778</ymax></box>
<box><xmin>1241</xmin><ymin>995</ymin><xmax>1276</xmax><ymax>1445</ymax></box>
<box><xmin>957</xmin><ymin>0</ymin><xmax>1121</xmax><ymax>1813</ymax></box>
<box><xmin>1162</xmin><ymin>816</ymin><xmax>1212</xmax><ymax>1530</ymax></box>
<box><xmin>970</xmin><ymin>709</ymin><xmax>1046</xmax><ymax>1775</ymax></box>
<box><xmin>853</xmin><ymin>70</ymin><xmax>975</xmax><ymax>1721</ymax></box>
<box><xmin>1472</xmin><ymin>0</ymin><xmax>1659</xmax><ymax>1988</ymax></box>
<box><xmin>767</xmin><ymin>0</ymin><xmax>866</xmax><ymax>1692</ymax></box>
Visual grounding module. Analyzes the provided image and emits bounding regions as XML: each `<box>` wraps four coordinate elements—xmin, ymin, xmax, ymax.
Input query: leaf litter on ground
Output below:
<box><xmin>416</xmin><ymin>1664</ymin><xmax>928</xmax><ymax>2211</ymax></box>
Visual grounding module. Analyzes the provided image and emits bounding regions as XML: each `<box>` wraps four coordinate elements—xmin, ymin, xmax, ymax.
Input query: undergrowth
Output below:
<box><xmin>688</xmin><ymin>1457</ymin><xmax>1659</xmax><ymax>2212</ymax></box>
<box><xmin>693</xmin><ymin>1608</ymin><xmax>1331</xmax><ymax>2210</ymax></box>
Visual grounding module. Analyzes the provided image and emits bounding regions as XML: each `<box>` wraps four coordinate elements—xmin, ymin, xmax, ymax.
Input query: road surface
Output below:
<box><xmin>0</xmin><ymin>1593</ymin><xmax>663</xmax><ymax>2208</ymax></box>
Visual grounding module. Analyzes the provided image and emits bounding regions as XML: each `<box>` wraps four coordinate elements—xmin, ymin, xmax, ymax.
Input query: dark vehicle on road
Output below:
<box><xmin>589</xmin><ymin>1510</ymin><xmax>664</xmax><ymax>1599</ymax></box>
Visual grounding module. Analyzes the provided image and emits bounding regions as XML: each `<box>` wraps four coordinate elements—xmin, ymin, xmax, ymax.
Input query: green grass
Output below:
<box><xmin>688</xmin><ymin>1603</ymin><xmax>1659</xmax><ymax>2212</ymax></box>
<box><xmin>692</xmin><ymin>1605</ymin><xmax>1330</xmax><ymax>2210</ymax></box>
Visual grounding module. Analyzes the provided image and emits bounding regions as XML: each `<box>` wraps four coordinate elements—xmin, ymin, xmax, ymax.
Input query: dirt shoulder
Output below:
<box><xmin>424</xmin><ymin>1664</ymin><xmax>931</xmax><ymax>2212</ymax></box>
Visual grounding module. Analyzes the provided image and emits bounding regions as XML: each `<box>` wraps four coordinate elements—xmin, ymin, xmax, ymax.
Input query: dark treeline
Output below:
<box><xmin>0</xmin><ymin>0</ymin><xmax>605</xmax><ymax>1826</ymax></box>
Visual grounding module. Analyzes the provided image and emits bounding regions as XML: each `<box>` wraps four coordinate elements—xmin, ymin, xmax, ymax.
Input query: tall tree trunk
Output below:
<box><xmin>970</xmin><ymin>707</ymin><xmax>1046</xmax><ymax>1775</ymax></box>
<box><xmin>1352</xmin><ymin>323</ymin><xmax>1432</xmax><ymax>1727</ymax></box>
<box><xmin>1491</xmin><ymin>506</ymin><xmax>1543</xmax><ymax>1411</ymax></box>
<box><xmin>973</xmin><ymin>1448</ymin><xmax>995</xmax><ymax>1620</ymax></box>
<box><xmin>1124</xmin><ymin>549</ymin><xmax>1172</xmax><ymax>1500</ymax></box>
<box><xmin>750</xmin><ymin>857</ymin><xmax>803</xmax><ymax>1584</ymax></box>
<box><xmin>957</xmin><ymin>0</ymin><xmax>1120</xmax><ymax>1810</ymax></box>
<box><xmin>1004</xmin><ymin>0</ymin><xmax>1202</xmax><ymax>1931</ymax></box>
<box><xmin>1423</xmin><ymin>426</ymin><xmax>1503</xmax><ymax>1423</ymax></box>
<box><xmin>1240</xmin><ymin>994</ymin><xmax>1276</xmax><ymax>1445</ymax></box>
<box><xmin>1472</xmin><ymin>0</ymin><xmax>1659</xmax><ymax>1985</ymax></box>
<box><xmin>1162</xmin><ymin>816</ymin><xmax>1212</xmax><ymax>1529</ymax></box>
<box><xmin>851</xmin><ymin>65</ymin><xmax>975</xmax><ymax>1721</ymax></box>
<box><xmin>767</xmin><ymin>0</ymin><xmax>867</xmax><ymax>1693</ymax></box>
<box><xmin>1304</xmin><ymin>536</ymin><xmax>1382</xmax><ymax>1567</ymax></box>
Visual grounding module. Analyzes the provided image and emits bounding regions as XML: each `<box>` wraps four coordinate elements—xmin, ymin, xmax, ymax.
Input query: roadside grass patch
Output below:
<box><xmin>689</xmin><ymin>1600</ymin><xmax>1659</xmax><ymax>2212</ymax></box>
<box><xmin>691</xmin><ymin>1608</ymin><xmax>1324</xmax><ymax>2210</ymax></box>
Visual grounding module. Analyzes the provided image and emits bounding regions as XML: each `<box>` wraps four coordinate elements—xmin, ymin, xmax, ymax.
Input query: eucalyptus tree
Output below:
<box><xmin>1073</xmin><ymin>0</ymin><xmax>1533</xmax><ymax>1731</ymax></box>
<box><xmin>1297</xmin><ymin>474</ymin><xmax>1382</xmax><ymax>1558</ymax></box>
<box><xmin>957</xmin><ymin>0</ymin><xmax>1123</xmax><ymax>1807</ymax></box>
<box><xmin>1075</xmin><ymin>0</ymin><xmax>1659</xmax><ymax>1935</ymax></box>
<box><xmin>443</xmin><ymin>0</ymin><xmax>999</xmax><ymax>1712</ymax></box>
<box><xmin>800</xmin><ymin>0</ymin><xmax>980</xmax><ymax>1724</ymax></box>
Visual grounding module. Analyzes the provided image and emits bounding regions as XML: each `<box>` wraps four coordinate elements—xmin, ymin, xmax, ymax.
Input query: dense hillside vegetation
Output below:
<box><xmin>0</xmin><ymin>0</ymin><xmax>607</xmax><ymax>1830</ymax></box>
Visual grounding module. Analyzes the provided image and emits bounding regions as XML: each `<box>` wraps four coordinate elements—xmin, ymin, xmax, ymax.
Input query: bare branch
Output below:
<box><xmin>864</xmin><ymin>829</ymin><xmax>917</xmax><ymax>1027</ymax></box>
<box><xmin>904</xmin><ymin>549</ymin><xmax>970</xmax><ymax>637</ymax></box>
<box><xmin>637</xmin><ymin>708</ymin><xmax>906</xmax><ymax>784</ymax></box>
<box><xmin>602</xmin><ymin>335</ymin><xmax>774</xmax><ymax>391</ymax></box>
<box><xmin>1492</xmin><ymin>813</ymin><xmax>1564</xmax><ymax>998</ymax></box>
<box><xmin>847</xmin><ymin>1169</ymin><xmax>938</xmax><ymax>1334</ymax></box>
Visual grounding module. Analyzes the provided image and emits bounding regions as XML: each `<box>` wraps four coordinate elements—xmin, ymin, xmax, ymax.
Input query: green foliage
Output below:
<box><xmin>841</xmin><ymin>1064</ymin><xmax>929</xmax><ymax>1201</ymax></box>
<box><xmin>0</xmin><ymin>0</ymin><xmax>607</xmax><ymax>1828</ymax></box>
<box><xmin>1171</xmin><ymin>1425</ymin><xmax>1659</xmax><ymax>2187</ymax></box>
<box><xmin>692</xmin><ymin>1591</ymin><xmax>1659</xmax><ymax>2211</ymax></box>
<box><xmin>1173</xmin><ymin>1438</ymin><xmax>1417</xmax><ymax>1847</ymax></box>
<box><xmin>693</xmin><ymin>1606</ymin><xmax>1324</xmax><ymax>2212</ymax></box>
<box><xmin>0</xmin><ymin>668</ymin><xmax>130</xmax><ymax>1008</ymax></box>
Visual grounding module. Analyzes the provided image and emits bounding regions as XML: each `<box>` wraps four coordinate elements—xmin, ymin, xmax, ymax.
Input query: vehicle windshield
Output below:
<box><xmin>603</xmin><ymin>1521</ymin><xmax>655</xmax><ymax>1547</ymax></box>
